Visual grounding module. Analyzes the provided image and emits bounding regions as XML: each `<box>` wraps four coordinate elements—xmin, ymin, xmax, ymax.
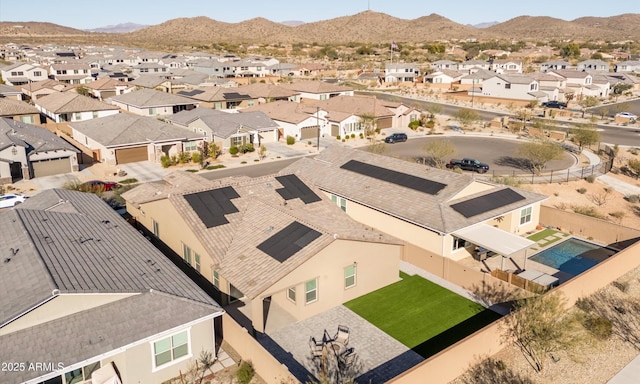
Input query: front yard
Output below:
<box><xmin>344</xmin><ymin>272</ymin><xmax>501</xmax><ymax>358</ymax></box>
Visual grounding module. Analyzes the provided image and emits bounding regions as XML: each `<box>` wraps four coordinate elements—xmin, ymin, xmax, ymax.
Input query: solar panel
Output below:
<box><xmin>451</xmin><ymin>188</ymin><xmax>526</xmax><ymax>218</ymax></box>
<box><xmin>184</xmin><ymin>187</ymin><xmax>240</xmax><ymax>228</ymax></box>
<box><xmin>257</xmin><ymin>221</ymin><xmax>322</xmax><ymax>263</ymax></box>
<box><xmin>340</xmin><ymin>160</ymin><xmax>446</xmax><ymax>195</ymax></box>
<box><xmin>179</xmin><ymin>89</ymin><xmax>205</xmax><ymax>96</ymax></box>
<box><xmin>275</xmin><ymin>175</ymin><xmax>322</xmax><ymax>204</ymax></box>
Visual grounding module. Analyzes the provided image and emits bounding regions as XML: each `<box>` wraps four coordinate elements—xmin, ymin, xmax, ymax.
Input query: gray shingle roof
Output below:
<box><xmin>35</xmin><ymin>92</ymin><xmax>120</xmax><ymax>113</ymax></box>
<box><xmin>69</xmin><ymin>113</ymin><xmax>205</xmax><ymax>146</ymax></box>
<box><xmin>123</xmin><ymin>171</ymin><xmax>400</xmax><ymax>300</ymax></box>
<box><xmin>168</xmin><ymin>108</ymin><xmax>278</xmax><ymax>138</ymax></box>
<box><xmin>282</xmin><ymin>147</ymin><xmax>548</xmax><ymax>234</ymax></box>
<box><xmin>110</xmin><ymin>88</ymin><xmax>199</xmax><ymax>107</ymax></box>
<box><xmin>0</xmin><ymin>118</ymin><xmax>79</xmax><ymax>153</ymax></box>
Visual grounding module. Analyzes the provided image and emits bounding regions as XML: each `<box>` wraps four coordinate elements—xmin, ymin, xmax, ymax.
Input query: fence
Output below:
<box><xmin>481</xmin><ymin>159</ymin><xmax>613</xmax><ymax>184</ymax></box>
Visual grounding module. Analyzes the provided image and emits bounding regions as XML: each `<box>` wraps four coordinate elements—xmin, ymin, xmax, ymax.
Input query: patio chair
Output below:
<box><xmin>334</xmin><ymin>325</ymin><xmax>350</xmax><ymax>347</ymax></box>
<box><xmin>309</xmin><ymin>336</ymin><xmax>324</xmax><ymax>359</ymax></box>
<box><xmin>338</xmin><ymin>348</ymin><xmax>356</xmax><ymax>370</ymax></box>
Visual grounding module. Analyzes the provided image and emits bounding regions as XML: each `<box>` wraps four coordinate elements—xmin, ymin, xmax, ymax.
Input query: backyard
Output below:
<box><xmin>344</xmin><ymin>272</ymin><xmax>501</xmax><ymax>358</ymax></box>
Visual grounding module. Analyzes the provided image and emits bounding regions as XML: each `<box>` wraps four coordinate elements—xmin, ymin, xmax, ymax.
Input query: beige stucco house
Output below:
<box><xmin>122</xmin><ymin>171</ymin><xmax>403</xmax><ymax>333</ymax></box>
<box><xmin>0</xmin><ymin>189</ymin><xmax>224</xmax><ymax>384</ymax></box>
<box><xmin>283</xmin><ymin>147</ymin><xmax>548</xmax><ymax>264</ymax></box>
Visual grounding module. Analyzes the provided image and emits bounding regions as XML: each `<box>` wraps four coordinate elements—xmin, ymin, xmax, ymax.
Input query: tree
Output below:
<box><xmin>208</xmin><ymin>142</ymin><xmax>222</xmax><ymax>160</ymax></box>
<box><xmin>454</xmin><ymin>108</ymin><xmax>481</xmax><ymax>128</ymax></box>
<box><xmin>358</xmin><ymin>113</ymin><xmax>377</xmax><ymax>140</ymax></box>
<box><xmin>258</xmin><ymin>144</ymin><xmax>267</xmax><ymax>160</ymax></box>
<box><xmin>560</xmin><ymin>43</ymin><xmax>581</xmax><ymax>59</ymax></box>
<box><xmin>502</xmin><ymin>292</ymin><xmax>571</xmax><ymax>373</ymax></box>
<box><xmin>570</xmin><ymin>124</ymin><xmax>600</xmax><ymax>150</ymax></box>
<box><xmin>517</xmin><ymin>139</ymin><xmax>564</xmax><ymax>174</ymax></box>
<box><xmin>425</xmin><ymin>104</ymin><xmax>442</xmax><ymax>119</ymax></box>
<box><xmin>579</xmin><ymin>95</ymin><xmax>600</xmax><ymax>118</ymax></box>
<box><xmin>422</xmin><ymin>139</ymin><xmax>455</xmax><ymax>169</ymax></box>
<box><xmin>75</xmin><ymin>86</ymin><xmax>90</xmax><ymax>96</ymax></box>
<box><xmin>612</xmin><ymin>83</ymin><xmax>633</xmax><ymax>102</ymax></box>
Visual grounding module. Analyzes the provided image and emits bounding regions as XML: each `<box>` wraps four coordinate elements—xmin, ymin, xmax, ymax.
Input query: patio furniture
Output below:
<box><xmin>334</xmin><ymin>325</ymin><xmax>350</xmax><ymax>347</ymax></box>
<box><xmin>309</xmin><ymin>336</ymin><xmax>324</xmax><ymax>359</ymax></box>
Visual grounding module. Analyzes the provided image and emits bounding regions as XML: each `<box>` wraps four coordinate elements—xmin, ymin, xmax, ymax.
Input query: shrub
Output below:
<box><xmin>191</xmin><ymin>152</ymin><xmax>201</xmax><ymax>164</ymax></box>
<box><xmin>229</xmin><ymin>146</ymin><xmax>239</xmax><ymax>155</ymax></box>
<box><xmin>583</xmin><ymin>316</ymin><xmax>613</xmax><ymax>340</ymax></box>
<box><xmin>626</xmin><ymin>194</ymin><xmax>640</xmax><ymax>203</ymax></box>
<box><xmin>408</xmin><ymin>120</ymin><xmax>421</xmax><ymax>130</ymax></box>
<box><xmin>612</xmin><ymin>280</ymin><xmax>629</xmax><ymax>292</ymax></box>
<box><xmin>160</xmin><ymin>155</ymin><xmax>173</xmax><ymax>168</ymax></box>
<box><xmin>585</xmin><ymin>174</ymin><xmax>596</xmax><ymax>183</ymax></box>
<box><xmin>241</xmin><ymin>161</ymin><xmax>247</xmax><ymax>164</ymax></box>
<box><xmin>119</xmin><ymin>178</ymin><xmax>138</xmax><ymax>184</ymax></box>
<box><xmin>571</xmin><ymin>205</ymin><xmax>604</xmax><ymax>219</ymax></box>
<box><xmin>350</xmin><ymin>133</ymin><xmax>356</xmax><ymax>139</ymax></box>
<box><xmin>359</xmin><ymin>133</ymin><xmax>364</xmax><ymax>139</ymax></box>
<box><xmin>336</xmin><ymin>135</ymin><xmax>341</xmax><ymax>140</ymax></box>
<box><xmin>307</xmin><ymin>140</ymin><xmax>312</xmax><ymax>145</ymax></box>
<box><xmin>425</xmin><ymin>119</ymin><xmax>436</xmax><ymax>129</ymax></box>
<box><xmin>286</xmin><ymin>135</ymin><xmax>295</xmax><ymax>145</ymax></box>
<box><xmin>577</xmin><ymin>187</ymin><xmax>587</xmax><ymax>194</ymax></box>
<box><xmin>205</xmin><ymin>164</ymin><xmax>226</xmax><ymax>170</ymax></box>
<box><xmin>239</xmin><ymin>143</ymin><xmax>255</xmax><ymax>153</ymax></box>
<box><xmin>236</xmin><ymin>361</ymin><xmax>254</xmax><ymax>384</ymax></box>
<box><xmin>186</xmin><ymin>169</ymin><xmax>199</xmax><ymax>173</ymax></box>
<box><xmin>178</xmin><ymin>152</ymin><xmax>191</xmax><ymax>164</ymax></box>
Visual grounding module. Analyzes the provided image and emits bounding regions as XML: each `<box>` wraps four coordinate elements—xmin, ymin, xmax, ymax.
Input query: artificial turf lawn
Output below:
<box><xmin>344</xmin><ymin>272</ymin><xmax>501</xmax><ymax>358</ymax></box>
<box><xmin>526</xmin><ymin>228</ymin><xmax>559</xmax><ymax>242</ymax></box>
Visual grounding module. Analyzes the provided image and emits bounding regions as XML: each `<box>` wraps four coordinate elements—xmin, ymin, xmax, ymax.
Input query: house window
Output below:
<box><xmin>73</xmin><ymin>112</ymin><xmax>82</xmax><ymax>120</ymax></box>
<box><xmin>184</xmin><ymin>141</ymin><xmax>197</xmax><ymax>152</ymax></box>
<box><xmin>153</xmin><ymin>330</ymin><xmax>189</xmax><ymax>368</ymax></box>
<box><xmin>214</xmin><ymin>102</ymin><xmax>222</xmax><ymax>109</ymax></box>
<box><xmin>287</xmin><ymin>286</ymin><xmax>296</xmax><ymax>303</ymax></box>
<box><xmin>152</xmin><ymin>219</ymin><xmax>159</xmax><ymax>237</ymax></box>
<box><xmin>410</xmin><ymin>114</ymin><xmax>418</xmax><ymax>122</ymax></box>
<box><xmin>93</xmin><ymin>111</ymin><xmax>99</xmax><ymax>119</ymax></box>
<box><xmin>530</xmin><ymin>84</ymin><xmax>537</xmax><ymax>91</ymax></box>
<box><xmin>344</xmin><ymin>265</ymin><xmax>356</xmax><ymax>289</ymax></box>
<box><xmin>230</xmin><ymin>136</ymin><xmax>243</xmax><ymax>147</ymax></box>
<box><xmin>247</xmin><ymin>100</ymin><xmax>254</xmax><ymax>107</ymax></box>
<box><xmin>212</xmin><ymin>270</ymin><xmax>220</xmax><ymax>288</ymax></box>
<box><xmin>149</xmin><ymin>107</ymin><xmax>157</xmax><ymax>115</ymax></box>
<box><xmin>504</xmin><ymin>83</ymin><xmax>511</xmax><ymax>89</ymax></box>
<box><xmin>330</xmin><ymin>194</ymin><xmax>347</xmax><ymax>212</ymax></box>
<box><xmin>182</xmin><ymin>243</ymin><xmax>192</xmax><ymax>265</ymax></box>
<box><xmin>64</xmin><ymin>362</ymin><xmax>100</xmax><ymax>384</ymax></box>
<box><xmin>20</xmin><ymin>115</ymin><xmax>34</xmax><ymax>124</ymax></box>
<box><xmin>520</xmin><ymin>206</ymin><xmax>532</xmax><ymax>225</ymax></box>
<box><xmin>452</xmin><ymin>236</ymin><xmax>468</xmax><ymax>251</ymax></box>
<box><xmin>305</xmin><ymin>278</ymin><xmax>318</xmax><ymax>304</ymax></box>
<box><xmin>33</xmin><ymin>71</ymin><xmax>42</xmax><ymax>77</ymax></box>
<box><xmin>194</xmin><ymin>253</ymin><xmax>201</xmax><ymax>273</ymax></box>
<box><xmin>320</xmin><ymin>94</ymin><xmax>327</xmax><ymax>100</ymax></box>
<box><xmin>229</xmin><ymin>283</ymin><xmax>243</xmax><ymax>302</ymax></box>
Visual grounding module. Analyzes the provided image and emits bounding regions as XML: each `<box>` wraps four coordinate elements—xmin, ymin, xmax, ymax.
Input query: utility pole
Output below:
<box><xmin>316</xmin><ymin>106</ymin><xmax>320</xmax><ymax>151</ymax></box>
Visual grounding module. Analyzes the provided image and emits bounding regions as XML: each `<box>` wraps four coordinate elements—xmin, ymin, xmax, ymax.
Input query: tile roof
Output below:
<box><xmin>278</xmin><ymin>80</ymin><xmax>353</xmax><ymax>94</ymax></box>
<box><xmin>123</xmin><ymin>171</ymin><xmax>400</xmax><ymax>300</ymax></box>
<box><xmin>168</xmin><ymin>108</ymin><xmax>278</xmax><ymax>138</ymax></box>
<box><xmin>0</xmin><ymin>98</ymin><xmax>39</xmax><ymax>116</ymax></box>
<box><xmin>236</xmin><ymin>83</ymin><xmax>300</xmax><ymax>99</ymax></box>
<box><xmin>0</xmin><ymin>188</ymin><xmax>220</xmax><ymax>326</ymax></box>
<box><xmin>282</xmin><ymin>146</ymin><xmax>547</xmax><ymax>234</ymax></box>
<box><xmin>309</xmin><ymin>95</ymin><xmax>395</xmax><ymax>118</ymax></box>
<box><xmin>110</xmin><ymin>88</ymin><xmax>199</xmax><ymax>107</ymax></box>
<box><xmin>242</xmin><ymin>100</ymin><xmax>317</xmax><ymax>124</ymax></box>
<box><xmin>177</xmin><ymin>86</ymin><xmax>252</xmax><ymax>102</ymax></box>
<box><xmin>35</xmin><ymin>92</ymin><xmax>120</xmax><ymax>113</ymax></box>
<box><xmin>69</xmin><ymin>113</ymin><xmax>205</xmax><ymax>146</ymax></box>
<box><xmin>83</xmin><ymin>77</ymin><xmax>129</xmax><ymax>90</ymax></box>
<box><xmin>22</xmin><ymin>79</ymin><xmax>74</xmax><ymax>93</ymax></box>
<box><xmin>0</xmin><ymin>118</ymin><xmax>78</xmax><ymax>153</ymax></box>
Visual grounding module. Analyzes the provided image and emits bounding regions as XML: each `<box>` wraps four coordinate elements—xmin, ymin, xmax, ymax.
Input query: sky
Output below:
<box><xmin>0</xmin><ymin>0</ymin><xmax>638</xmax><ymax>30</ymax></box>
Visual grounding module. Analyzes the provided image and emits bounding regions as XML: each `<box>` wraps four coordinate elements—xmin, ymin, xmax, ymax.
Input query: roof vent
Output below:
<box><xmin>3</xmin><ymin>258</ymin><xmax>10</xmax><ymax>263</ymax></box>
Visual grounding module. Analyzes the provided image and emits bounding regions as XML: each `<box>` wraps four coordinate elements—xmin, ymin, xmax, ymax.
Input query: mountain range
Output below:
<box><xmin>0</xmin><ymin>11</ymin><xmax>638</xmax><ymax>45</ymax></box>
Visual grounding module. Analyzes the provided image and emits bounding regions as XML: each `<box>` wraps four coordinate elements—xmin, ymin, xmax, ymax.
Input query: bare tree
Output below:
<box><xmin>454</xmin><ymin>108</ymin><xmax>481</xmax><ymax>128</ymax></box>
<box><xmin>461</xmin><ymin>357</ymin><xmax>533</xmax><ymax>384</ymax></box>
<box><xmin>570</xmin><ymin>124</ymin><xmax>600</xmax><ymax>150</ymax></box>
<box><xmin>589</xmin><ymin>189</ymin><xmax>611</xmax><ymax>207</ymax></box>
<box><xmin>422</xmin><ymin>139</ymin><xmax>455</xmax><ymax>169</ymax></box>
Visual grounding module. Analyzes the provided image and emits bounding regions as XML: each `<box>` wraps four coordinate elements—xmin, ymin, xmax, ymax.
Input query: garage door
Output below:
<box><xmin>115</xmin><ymin>147</ymin><xmax>148</xmax><ymax>164</ymax></box>
<box><xmin>32</xmin><ymin>158</ymin><xmax>72</xmax><ymax>178</ymax></box>
<box><xmin>300</xmin><ymin>126</ymin><xmax>319</xmax><ymax>140</ymax></box>
<box><xmin>377</xmin><ymin>117</ymin><xmax>392</xmax><ymax>129</ymax></box>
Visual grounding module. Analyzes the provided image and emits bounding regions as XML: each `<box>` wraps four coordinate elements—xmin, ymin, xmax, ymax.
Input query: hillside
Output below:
<box><xmin>1</xmin><ymin>12</ymin><xmax>639</xmax><ymax>46</ymax></box>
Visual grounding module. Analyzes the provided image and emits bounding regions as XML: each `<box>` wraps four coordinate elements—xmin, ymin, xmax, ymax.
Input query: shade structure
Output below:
<box><xmin>453</xmin><ymin>223</ymin><xmax>535</xmax><ymax>257</ymax></box>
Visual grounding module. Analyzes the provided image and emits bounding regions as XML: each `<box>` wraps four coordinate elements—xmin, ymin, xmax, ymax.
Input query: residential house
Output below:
<box><xmin>49</xmin><ymin>63</ymin><xmax>93</xmax><ymax>84</ymax></box>
<box><xmin>131</xmin><ymin>62</ymin><xmax>170</xmax><ymax>77</ymax></box>
<box><xmin>278</xmin><ymin>80</ymin><xmax>354</xmax><ymax>101</ymax></box>
<box><xmin>122</xmin><ymin>171</ymin><xmax>402</xmax><ymax>333</ymax></box>
<box><xmin>384</xmin><ymin>63</ymin><xmax>420</xmax><ymax>83</ymax></box>
<box><xmin>19</xmin><ymin>79</ymin><xmax>74</xmax><ymax>101</ymax></box>
<box><xmin>529</xmin><ymin>72</ymin><xmax>567</xmax><ymax>102</ymax></box>
<box><xmin>540</xmin><ymin>60</ymin><xmax>572</xmax><ymax>72</ymax></box>
<box><xmin>69</xmin><ymin>113</ymin><xmax>206</xmax><ymax>165</ymax></box>
<box><xmin>167</xmin><ymin>108</ymin><xmax>279</xmax><ymax>148</ymax></box>
<box><xmin>460</xmin><ymin>69</ymin><xmax>495</xmax><ymax>90</ymax></box>
<box><xmin>491</xmin><ymin>59</ymin><xmax>523</xmax><ymax>74</ymax></box>
<box><xmin>0</xmin><ymin>63</ymin><xmax>48</xmax><ymax>85</ymax></box>
<box><xmin>423</xmin><ymin>69</ymin><xmax>464</xmax><ymax>85</ymax></box>
<box><xmin>191</xmin><ymin>59</ymin><xmax>236</xmax><ymax>78</ymax></box>
<box><xmin>458</xmin><ymin>60</ymin><xmax>491</xmax><ymax>73</ymax></box>
<box><xmin>481</xmin><ymin>73</ymin><xmax>543</xmax><ymax>101</ymax></box>
<box><xmin>268</xmin><ymin>63</ymin><xmax>298</xmax><ymax>77</ymax></box>
<box><xmin>241</xmin><ymin>100</ymin><xmax>326</xmax><ymax>141</ymax></box>
<box><xmin>548</xmin><ymin>70</ymin><xmax>604</xmax><ymax>98</ymax></box>
<box><xmin>129</xmin><ymin>74</ymin><xmax>173</xmax><ymax>91</ymax></box>
<box><xmin>0</xmin><ymin>118</ymin><xmax>79</xmax><ymax>183</ymax></box>
<box><xmin>614</xmin><ymin>60</ymin><xmax>640</xmax><ymax>73</ymax></box>
<box><xmin>236</xmin><ymin>83</ymin><xmax>300</xmax><ymax>103</ymax></box>
<box><xmin>312</xmin><ymin>94</ymin><xmax>396</xmax><ymax>130</ymax></box>
<box><xmin>283</xmin><ymin>146</ymin><xmax>547</xmax><ymax>262</ymax></box>
<box><xmin>0</xmin><ymin>189</ymin><xmax>224</xmax><ymax>384</ymax></box>
<box><xmin>35</xmin><ymin>92</ymin><xmax>120</xmax><ymax>124</ymax></box>
<box><xmin>83</xmin><ymin>77</ymin><xmax>132</xmax><ymax>101</ymax></box>
<box><xmin>176</xmin><ymin>86</ymin><xmax>255</xmax><ymax>110</ymax></box>
<box><xmin>578</xmin><ymin>59</ymin><xmax>610</xmax><ymax>72</ymax></box>
<box><xmin>109</xmin><ymin>88</ymin><xmax>199</xmax><ymax>116</ymax></box>
<box><xmin>0</xmin><ymin>83</ymin><xmax>25</xmax><ymax>100</ymax></box>
<box><xmin>430</xmin><ymin>60</ymin><xmax>458</xmax><ymax>71</ymax></box>
<box><xmin>377</xmin><ymin>99</ymin><xmax>422</xmax><ymax>130</ymax></box>
<box><xmin>230</xmin><ymin>59</ymin><xmax>270</xmax><ymax>77</ymax></box>
<box><xmin>0</xmin><ymin>98</ymin><xmax>41</xmax><ymax>125</ymax></box>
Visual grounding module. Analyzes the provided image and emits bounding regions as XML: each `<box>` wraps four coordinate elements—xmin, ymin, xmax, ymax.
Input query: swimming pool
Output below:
<box><xmin>529</xmin><ymin>238</ymin><xmax>617</xmax><ymax>276</ymax></box>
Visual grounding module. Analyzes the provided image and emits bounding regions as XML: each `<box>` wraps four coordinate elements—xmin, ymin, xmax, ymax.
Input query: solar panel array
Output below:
<box><xmin>179</xmin><ymin>89</ymin><xmax>205</xmax><ymax>96</ymax></box>
<box><xmin>275</xmin><ymin>175</ymin><xmax>322</xmax><ymax>204</ymax></box>
<box><xmin>340</xmin><ymin>160</ymin><xmax>446</xmax><ymax>195</ymax></box>
<box><xmin>451</xmin><ymin>188</ymin><xmax>526</xmax><ymax>218</ymax></box>
<box><xmin>184</xmin><ymin>187</ymin><xmax>241</xmax><ymax>228</ymax></box>
<box><xmin>257</xmin><ymin>221</ymin><xmax>322</xmax><ymax>263</ymax></box>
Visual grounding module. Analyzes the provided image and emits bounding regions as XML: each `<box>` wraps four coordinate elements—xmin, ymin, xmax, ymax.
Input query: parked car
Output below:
<box><xmin>79</xmin><ymin>180</ymin><xmax>120</xmax><ymax>192</ymax></box>
<box><xmin>384</xmin><ymin>133</ymin><xmax>408</xmax><ymax>143</ymax></box>
<box><xmin>615</xmin><ymin>112</ymin><xmax>637</xmax><ymax>121</ymax></box>
<box><xmin>542</xmin><ymin>101</ymin><xmax>567</xmax><ymax>109</ymax></box>
<box><xmin>446</xmin><ymin>158</ymin><xmax>490</xmax><ymax>173</ymax></box>
<box><xmin>0</xmin><ymin>193</ymin><xmax>27</xmax><ymax>208</ymax></box>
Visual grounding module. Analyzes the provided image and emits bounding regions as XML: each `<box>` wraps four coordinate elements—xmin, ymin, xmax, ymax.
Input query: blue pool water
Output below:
<box><xmin>529</xmin><ymin>238</ymin><xmax>617</xmax><ymax>276</ymax></box>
